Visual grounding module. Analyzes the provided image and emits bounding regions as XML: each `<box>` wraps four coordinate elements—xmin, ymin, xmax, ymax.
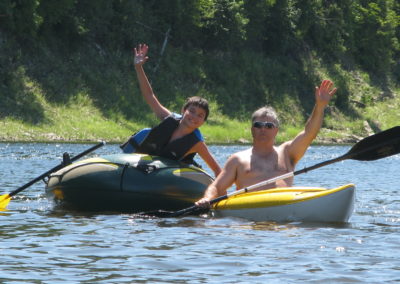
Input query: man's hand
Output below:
<box><xmin>315</xmin><ymin>79</ymin><xmax>337</xmax><ymax>108</ymax></box>
<box><xmin>195</xmin><ymin>197</ymin><xmax>211</xmax><ymax>209</ymax></box>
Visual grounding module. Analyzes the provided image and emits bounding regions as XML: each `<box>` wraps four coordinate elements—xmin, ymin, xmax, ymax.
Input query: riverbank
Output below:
<box><xmin>1</xmin><ymin>37</ymin><xmax>399</xmax><ymax>145</ymax></box>
<box><xmin>2</xmin><ymin>2</ymin><xmax>399</xmax><ymax>146</ymax></box>
<box><xmin>1</xmin><ymin>95</ymin><xmax>397</xmax><ymax>145</ymax></box>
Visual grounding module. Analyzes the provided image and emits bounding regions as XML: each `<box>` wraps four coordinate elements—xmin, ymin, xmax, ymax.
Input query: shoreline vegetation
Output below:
<box><xmin>0</xmin><ymin>47</ymin><xmax>398</xmax><ymax>145</ymax></box>
<box><xmin>0</xmin><ymin>104</ymin><xmax>393</xmax><ymax>145</ymax></box>
<box><xmin>1</xmin><ymin>41</ymin><xmax>398</xmax><ymax>146</ymax></box>
<box><xmin>1</xmin><ymin>1</ymin><xmax>399</xmax><ymax>145</ymax></box>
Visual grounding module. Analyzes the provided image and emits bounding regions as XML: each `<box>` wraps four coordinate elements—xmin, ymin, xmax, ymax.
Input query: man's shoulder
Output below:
<box><xmin>230</xmin><ymin>148</ymin><xmax>251</xmax><ymax>161</ymax></box>
<box><xmin>276</xmin><ymin>141</ymin><xmax>293</xmax><ymax>151</ymax></box>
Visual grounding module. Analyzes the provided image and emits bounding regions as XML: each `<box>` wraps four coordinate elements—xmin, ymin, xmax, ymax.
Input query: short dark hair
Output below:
<box><xmin>182</xmin><ymin>96</ymin><xmax>210</xmax><ymax>121</ymax></box>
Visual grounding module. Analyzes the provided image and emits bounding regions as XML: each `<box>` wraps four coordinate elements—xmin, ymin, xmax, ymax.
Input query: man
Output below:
<box><xmin>196</xmin><ymin>79</ymin><xmax>337</xmax><ymax>207</ymax></box>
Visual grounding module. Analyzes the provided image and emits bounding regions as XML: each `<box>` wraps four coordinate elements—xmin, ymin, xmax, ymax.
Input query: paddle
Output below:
<box><xmin>160</xmin><ymin>126</ymin><xmax>400</xmax><ymax>218</ymax></box>
<box><xmin>0</xmin><ymin>141</ymin><xmax>106</xmax><ymax>209</ymax></box>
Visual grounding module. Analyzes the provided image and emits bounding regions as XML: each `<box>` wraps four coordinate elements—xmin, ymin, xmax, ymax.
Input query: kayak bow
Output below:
<box><xmin>213</xmin><ymin>184</ymin><xmax>355</xmax><ymax>223</ymax></box>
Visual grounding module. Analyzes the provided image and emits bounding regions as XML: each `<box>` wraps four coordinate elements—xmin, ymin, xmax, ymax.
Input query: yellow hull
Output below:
<box><xmin>213</xmin><ymin>184</ymin><xmax>355</xmax><ymax>223</ymax></box>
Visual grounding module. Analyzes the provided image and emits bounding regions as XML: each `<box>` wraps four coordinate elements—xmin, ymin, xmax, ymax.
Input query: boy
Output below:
<box><xmin>121</xmin><ymin>44</ymin><xmax>221</xmax><ymax>177</ymax></box>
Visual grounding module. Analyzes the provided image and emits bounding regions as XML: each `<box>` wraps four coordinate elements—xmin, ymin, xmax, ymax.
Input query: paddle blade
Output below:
<box><xmin>135</xmin><ymin>210</ymin><xmax>174</xmax><ymax>218</ymax></box>
<box><xmin>347</xmin><ymin>126</ymin><xmax>400</xmax><ymax>161</ymax></box>
<box><xmin>137</xmin><ymin>207</ymin><xmax>209</xmax><ymax>218</ymax></box>
<box><xmin>0</xmin><ymin>194</ymin><xmax>11</xmax><ymax>209</ymax></box>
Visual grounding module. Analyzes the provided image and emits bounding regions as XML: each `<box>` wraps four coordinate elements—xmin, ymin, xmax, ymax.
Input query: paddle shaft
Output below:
<box><xmin>168</xmin><ymin>172</ymin><xmax>295</xmax><ymax>217</ymax></box>
<box><xmin>168</xmin><ymin>126</ymin><xmax>400</xmax><ymax>217</ymax></box>
<box><xmin>7</xmin><ymin>141</ymin><xmax>105</xmax><ymax>198</ymax></box>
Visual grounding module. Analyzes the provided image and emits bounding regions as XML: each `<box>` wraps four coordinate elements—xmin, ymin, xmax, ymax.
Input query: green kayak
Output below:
<box><xmin>45</xmin><ymin>153</ymin><xmax>214</xmax><ymax>212</ymax></box>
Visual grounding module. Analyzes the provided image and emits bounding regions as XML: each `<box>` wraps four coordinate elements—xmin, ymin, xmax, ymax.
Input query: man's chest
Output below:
<box><xmin>242</xmin><ymin>152</ymin><xmax>289</xmax><ymax>177</ymax></box>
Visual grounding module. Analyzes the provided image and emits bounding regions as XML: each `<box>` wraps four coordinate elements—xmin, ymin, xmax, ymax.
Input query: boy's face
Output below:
<box><xmin>182</xmin><ymin>105</ymin><xmax>207</xmax><ymax>129</ymax></box>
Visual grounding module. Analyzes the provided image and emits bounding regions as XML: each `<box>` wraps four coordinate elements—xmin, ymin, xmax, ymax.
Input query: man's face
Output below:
<box><xmin>251</xmin><ymin>116</ymin><xmax>279</xmax><ymax>142</ymax></box>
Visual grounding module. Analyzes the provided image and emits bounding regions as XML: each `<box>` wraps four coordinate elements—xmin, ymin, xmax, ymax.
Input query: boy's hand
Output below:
<box><xmin>134</xmin><ymin>44</ymin><xmax>149</xmax><ymax>66</ymax></box>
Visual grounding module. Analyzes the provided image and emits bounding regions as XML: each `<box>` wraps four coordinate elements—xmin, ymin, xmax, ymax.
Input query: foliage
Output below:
<box><xmin>0</xmin><ymin>0</ymin><xmax>399</xmax><ymax>141</ymax></box>
<box><xmin>350</xmin><ymin>0</ymin><xmax>399</xmax><ymax>75</ymax></box>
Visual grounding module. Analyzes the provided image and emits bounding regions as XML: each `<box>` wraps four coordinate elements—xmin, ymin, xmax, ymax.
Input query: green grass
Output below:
<box><xmin>0</xmin><ymin>96</ymin><xmax>252</xmax><ymax>144</ymax></box>
<box><xmin>1</xmin><ymin>42</ymin><xmax>399</xmax><ymax>145</ymax></box>
<box><xmin>1</xmin><ymin>81</ymin><xmax>399</xmax><ymax>144</ymax></box>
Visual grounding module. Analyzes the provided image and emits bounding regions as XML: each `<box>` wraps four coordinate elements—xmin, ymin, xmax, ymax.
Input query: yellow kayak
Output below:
<box><xmin>212</xmin><ymin>184</ymin><xmax>355</xmax><ymax>223</ymax></box>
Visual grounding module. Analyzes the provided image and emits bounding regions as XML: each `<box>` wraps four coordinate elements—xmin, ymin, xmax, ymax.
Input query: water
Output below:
<box><xmin>1</xmin><ymin>143</ymin><xmax>399</xmax><ymax>283</ymax></box>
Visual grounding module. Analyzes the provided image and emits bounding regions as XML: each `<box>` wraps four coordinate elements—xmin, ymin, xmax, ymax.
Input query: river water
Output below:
<box><xmin>0</xmin><ymin>142</ymin><xmax>399</xmax><ymax>283</ymax></box>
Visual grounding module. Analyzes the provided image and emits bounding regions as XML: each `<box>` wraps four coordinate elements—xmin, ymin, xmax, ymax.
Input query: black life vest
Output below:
<box><xmin>120</xmin><ymin>115</ymin><xmax>201</xmax><ymax>162</ymax></box>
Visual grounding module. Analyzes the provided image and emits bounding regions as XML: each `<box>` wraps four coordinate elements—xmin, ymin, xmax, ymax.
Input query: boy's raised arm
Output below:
<box><xmin>134</xmin><ymin>44</ymin><xmax>170</xmax><ymax>120</ymax></box>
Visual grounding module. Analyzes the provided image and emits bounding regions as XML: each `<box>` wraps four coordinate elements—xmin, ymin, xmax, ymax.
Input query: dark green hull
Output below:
<box><xmin>45</xmin><ymin>153</ymin><xmax>214</xmax><ymax>212</ymax></box>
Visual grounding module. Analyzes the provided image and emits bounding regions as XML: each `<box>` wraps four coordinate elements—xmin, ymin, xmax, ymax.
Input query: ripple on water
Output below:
<box><xmin>1</xmin><ymin>143</ymin><xmax>400</xmax><ymax>283</ymax></box>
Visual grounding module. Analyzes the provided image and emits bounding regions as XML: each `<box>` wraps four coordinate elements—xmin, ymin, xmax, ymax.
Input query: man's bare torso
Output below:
<box><xmin>232</xmin><ymin>144</ymin><xmax>294</xmax><ymax>190</ymax></box>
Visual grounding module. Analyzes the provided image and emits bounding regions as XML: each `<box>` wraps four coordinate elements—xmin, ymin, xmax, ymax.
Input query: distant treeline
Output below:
<box><xmin>0</xmin><ymin>0</ymin><xmax>399</xmax><ymax>123</ymax></box>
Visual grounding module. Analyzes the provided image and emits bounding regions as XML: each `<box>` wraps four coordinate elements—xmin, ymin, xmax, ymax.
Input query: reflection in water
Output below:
<box><xmin>237</xmin><ymin>221</ymin><xmax>352</xmax><ymax>231</ymax></box>
<box><xmin>233</xmin><ymin>221</ymin><xmax>298</xmax><ymax>232</ymax></box>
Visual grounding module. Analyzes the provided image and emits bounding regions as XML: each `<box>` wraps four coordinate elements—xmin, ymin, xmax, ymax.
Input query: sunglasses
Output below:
<box><xmin>252</xmin><ymin>121</ymin><xmax>277</xmax><ymax>129</ymax></box>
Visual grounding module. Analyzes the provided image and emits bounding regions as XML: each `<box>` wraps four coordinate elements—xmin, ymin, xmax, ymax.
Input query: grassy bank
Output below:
<box><xmin>1</xmin><ymin>88</ymin><xmax>399</xmax><ymax>145</ymax></box>
<box><xmin>1</xmin><ymin>1</ymin><xmax>399</xmax><ymax>145</ymax></box>
<box><xmin>1</xmin><ymin>42</ymin><xmax>399</xmax><ymax>145</ymax></box>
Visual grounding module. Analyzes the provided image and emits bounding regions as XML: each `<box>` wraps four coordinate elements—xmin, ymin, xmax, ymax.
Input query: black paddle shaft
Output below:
<box><xmin>167</xmin><ymin>194</ymin><xmax>229</xmax><ymax>217</ymax></box>
<box><xmin>8</xmin><ymin>141</ymin><xmax>106</xmax><ymax>198</ymax></box>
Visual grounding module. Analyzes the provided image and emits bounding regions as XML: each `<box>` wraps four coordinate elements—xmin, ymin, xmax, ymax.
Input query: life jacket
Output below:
<box><xmin>120</xmin><ymin>114</ymin><xmax>202</xmax><ymax>163</ymax></box>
